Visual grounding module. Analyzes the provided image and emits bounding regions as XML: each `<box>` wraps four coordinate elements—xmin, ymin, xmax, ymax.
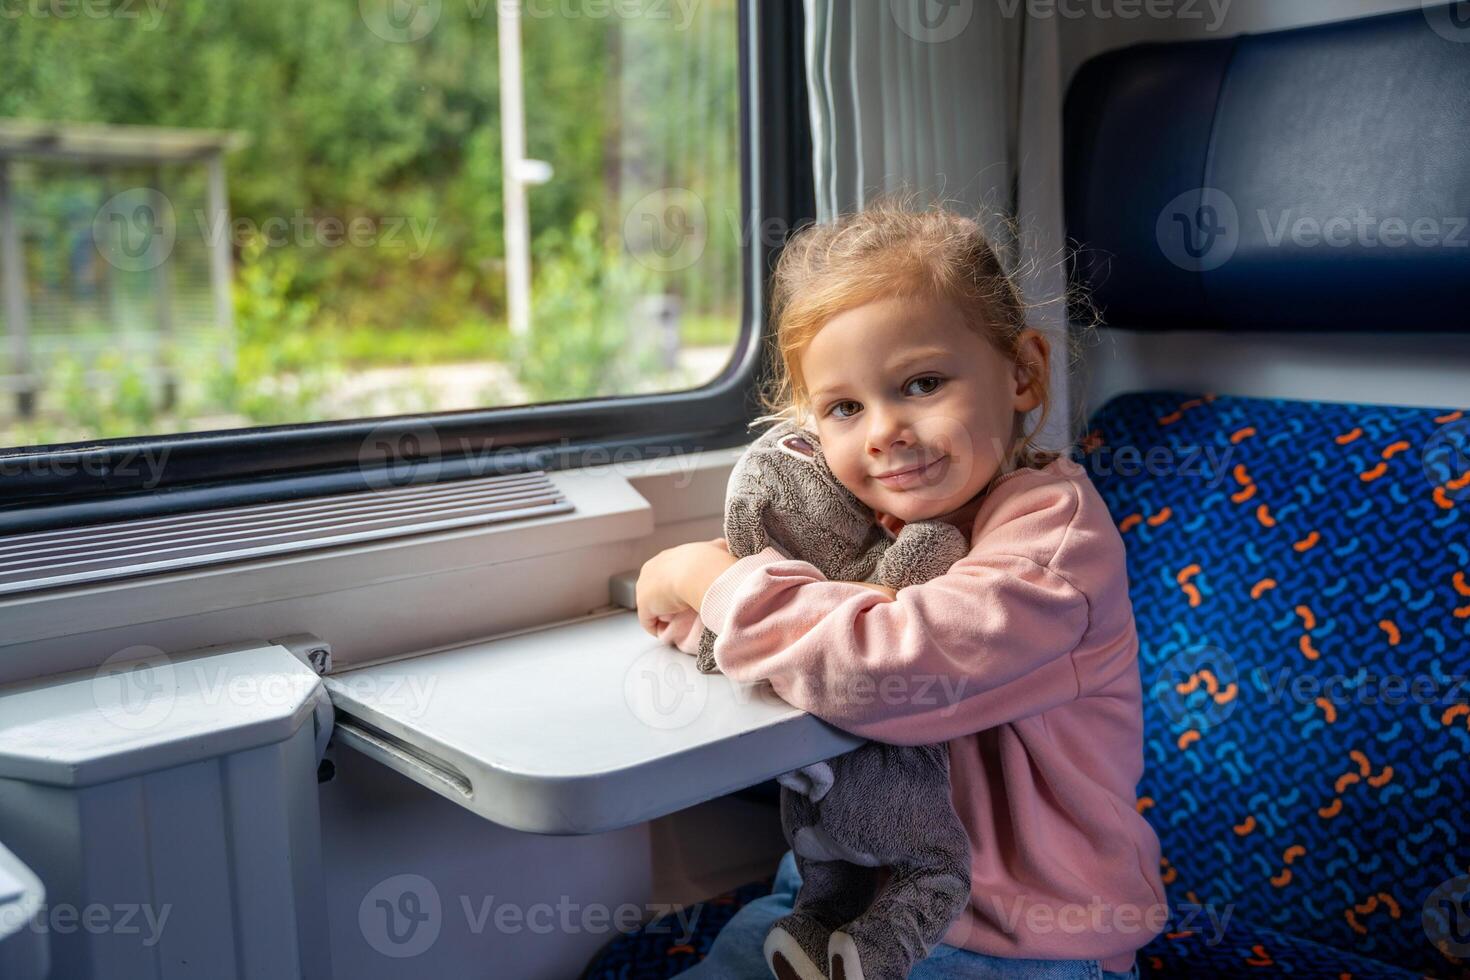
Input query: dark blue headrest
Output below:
<box><xmin>1064</xmin><ymin>5</ymin><xmax>1470</xmax><ymax>332</ymax></box>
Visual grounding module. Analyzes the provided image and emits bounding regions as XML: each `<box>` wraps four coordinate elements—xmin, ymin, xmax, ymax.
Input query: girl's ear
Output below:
<box><xmin>1012</xmin><ymin>329</ymin><xmax>1049</xmax><ymax>413</ymax></box>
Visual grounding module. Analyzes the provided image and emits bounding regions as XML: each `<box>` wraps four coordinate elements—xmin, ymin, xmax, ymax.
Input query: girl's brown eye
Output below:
<box><xmin>830</xmin><ymin>400</ymin><xmax>860</xmax><ymax>419</ymax></box>
<box><xmin>907</xmin><ymin>376</ymin><xmax>943</xmax><ymax>395</ymax></box>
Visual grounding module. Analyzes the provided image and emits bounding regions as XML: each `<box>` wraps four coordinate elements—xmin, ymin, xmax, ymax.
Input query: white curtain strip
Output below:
<box><xmin>801</xmin><ymin>0</ymin><xmax>1073</xmax><ymax>451</ymax></box>
<box><xmin>1015</xmin><ymin>11</ymin><xmax>1073</xmax><ymax>453</ymax></box>
<box><xmin>803</xmin><ymin>0</ymin><xmax>1019</xmax><ymax>218</ymax></box>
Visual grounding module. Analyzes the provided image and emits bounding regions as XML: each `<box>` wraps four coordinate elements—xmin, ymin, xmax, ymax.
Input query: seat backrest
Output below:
<box><xmin>1079</xmin><ymin>389</ymin><xmax>1469</xmax><ymax>976</ymax></box>
<box><xmin>1063</xmin><ymin>5</ymin><xmax>1470</xmax><ymax>334</ymax></box>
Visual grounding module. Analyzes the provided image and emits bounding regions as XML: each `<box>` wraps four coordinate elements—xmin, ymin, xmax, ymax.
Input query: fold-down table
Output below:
<box><xmin>323</xmin><ymin>610</ymin><xmax>864</xmax><ymax>834</ymax></box>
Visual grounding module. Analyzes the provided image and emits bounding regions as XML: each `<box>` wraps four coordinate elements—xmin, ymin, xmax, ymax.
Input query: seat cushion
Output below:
<box><xmin>1139</xmin><ymin>915</ymin><xmax>1424</xmax><ymax>977</ymax></box>
<box><xmin>581</xmin><ymin>874</ymin><xmax>775</xmax><ymax>979</ymax></box>
<box><xmin>1080</xmin><ymin>390</ymin><xmax>1470</xmax><ymax>978</ymax></box>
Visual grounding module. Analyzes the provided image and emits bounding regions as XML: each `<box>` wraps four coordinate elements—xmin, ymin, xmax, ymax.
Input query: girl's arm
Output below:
<box><xmin>696</xmin><ymin>480</ymin><xmax>1102</xmax><ymax>745</ymax></box>
<box><xmin>636</xmin><ymin>539</ymin><xmax>894</xmax><ymax>644</ymax></box>
<box><xmin>635</xmin><ymin>539</ymin><xmax>736</xmax><ymax>637</ymax></box>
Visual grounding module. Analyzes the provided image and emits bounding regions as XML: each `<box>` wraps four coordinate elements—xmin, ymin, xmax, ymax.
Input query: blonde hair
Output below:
<box><xmin>754</xmin><ymin>197</ymin><xmax>1096</xmax><ymax>473</ymax></box>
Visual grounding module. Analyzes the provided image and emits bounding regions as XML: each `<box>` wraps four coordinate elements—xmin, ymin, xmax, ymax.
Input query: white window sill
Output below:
<box><xmin>0</xmin><ymin>445</ymin><xmax>748</xmax><ymax>686</ymax></box>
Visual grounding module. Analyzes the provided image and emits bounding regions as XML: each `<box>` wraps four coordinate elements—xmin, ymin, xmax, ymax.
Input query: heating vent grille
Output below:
<box><xmin>0</xmin><ymin>470</ymin><xmax>572</xmax><ymax>597</ymax></box>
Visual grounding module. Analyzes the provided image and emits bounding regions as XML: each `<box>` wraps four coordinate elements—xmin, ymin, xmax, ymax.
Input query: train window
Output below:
<box><xmin>0</xmin><ymin>0</ymin><xmax>809</xmax><ymax>528</ymax></box>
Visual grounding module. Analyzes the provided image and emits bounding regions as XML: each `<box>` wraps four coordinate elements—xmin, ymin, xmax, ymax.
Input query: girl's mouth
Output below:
<box><xmin>875</xmin><ymin>455</ymin><xmax>949</xmax><ymax>490</ymax></box>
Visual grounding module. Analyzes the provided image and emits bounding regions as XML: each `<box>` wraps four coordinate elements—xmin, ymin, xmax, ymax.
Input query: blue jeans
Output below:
<box><xmin>673</xmin><ymin>850</ymin><xmax>1141</xmax><ymax>980</ymax></box>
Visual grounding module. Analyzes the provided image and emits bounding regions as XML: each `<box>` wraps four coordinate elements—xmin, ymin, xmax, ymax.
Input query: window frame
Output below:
<box><xmin>0</xmin><ymin>0</ymin><xmax>814</xmax><ymax>536</ymax></box>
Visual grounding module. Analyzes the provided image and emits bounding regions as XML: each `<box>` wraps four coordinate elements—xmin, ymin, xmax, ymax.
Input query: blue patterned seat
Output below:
<box><xmin>585</xmin><ymin>390</ymin><xmax>1470</xmax><ymax>979</ymax></box>
<box><xmin>580</xmin><ymin>875</ymin><xmax>776</xmax><ymax>979</ymax></box>
<box><xmin>1080</xmin><ymin>390</ymin><xmax>1469</xmax><ymax>979</ymax></box>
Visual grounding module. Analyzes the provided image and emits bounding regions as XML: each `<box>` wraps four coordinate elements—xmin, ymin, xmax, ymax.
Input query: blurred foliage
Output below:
<box><xmin>0</xmin><ymin>0</ymin><xmax>741</xmax><ymax>446</ymax></box>
<box><xmin>200</xmin><ymin>232</ymin><xmax>344</xmax><ymax>425</ymax></box>
<box><xmin>514</xmin><ymin>211</ymin><xmax>664</xmax><ymax>402</ymax></box>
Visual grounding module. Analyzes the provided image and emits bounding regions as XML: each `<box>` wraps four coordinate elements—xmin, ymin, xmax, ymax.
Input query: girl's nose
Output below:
<box><xmin>866</xmin><ymin>407</ymin><xmax>913</xmax><ymax>456</ymax></box>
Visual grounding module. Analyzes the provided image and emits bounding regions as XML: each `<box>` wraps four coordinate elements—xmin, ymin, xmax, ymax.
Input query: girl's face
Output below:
<box><xmin>798</xmin><ymin>295</ymin><xmax>1047</xmax><ymax>525</ymax></box>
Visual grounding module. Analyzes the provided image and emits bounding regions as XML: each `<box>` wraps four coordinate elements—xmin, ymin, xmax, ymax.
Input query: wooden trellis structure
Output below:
<box><xmin>0</xmin><ymin>119</ymin><xmax>246</xmax><ymax>416</ymax></box>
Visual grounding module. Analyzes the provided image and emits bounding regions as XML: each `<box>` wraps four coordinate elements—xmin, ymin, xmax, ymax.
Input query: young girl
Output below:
<box><xmin>636</xmin><ymin>203</ymin><xmax>1166</xmax><ymax>980</ymax></box>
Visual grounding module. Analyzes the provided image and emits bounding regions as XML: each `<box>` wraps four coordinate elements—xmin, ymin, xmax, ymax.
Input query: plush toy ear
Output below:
<box><xmin>777</xmin><ymin>433</ymin><xmax>817</xmax><ymax>461</ymax></box>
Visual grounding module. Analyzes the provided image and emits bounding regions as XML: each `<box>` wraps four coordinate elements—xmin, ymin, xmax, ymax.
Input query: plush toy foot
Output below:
<box><xmin>764</xmin><ymin>912</ymin><xmax>830</xmax><ymax>980</ymax></box>
<box><xmin>827</xmin><ymin>930</ymin><xmax>864</xmax><ymax>980</ymax></box>
<box><xmin>829</xmin><ymin>929</ymin><xmax>909</xmax><ymax>980</ymax></box>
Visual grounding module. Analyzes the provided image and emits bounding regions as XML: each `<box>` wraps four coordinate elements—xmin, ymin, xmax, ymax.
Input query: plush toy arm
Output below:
<box><xmin>849</xmin><ymin>533</ymin><xmax>890</xmax><ymax>585</ymax></box>
<box><xmin>874</xmin><ymin>520</ymin><xmax>970</xmax><ymax>589</ymax></box>
<box><xmin>724</xmin><ymin>493</ymin><xmax>774</xmax><ymax>559</ymax></box>
<box><xmin>694</xmin><ymin>626</ymin><xmax>721</xmax><ymax>674</ymax></box>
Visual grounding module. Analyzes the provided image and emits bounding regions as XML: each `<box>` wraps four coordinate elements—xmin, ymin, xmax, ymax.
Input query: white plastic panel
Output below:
<box><xmin>0</xmin><ymin>842</ymin><xmax>46</xmax><ymax>980</ymax></box>
<box><xmin>0</xmin><ymin>641</ymin><xmax>325</xmax><ymax>786</ymax></box>
<box><xmin>324</xmin><ymin>610</ymin><xmax>866</xmax><ymax>835</ymax></box>
<box><xmin>0</xmin><ymin>642</ymin><xmax>333</xmax><ymax>979</ymax></box>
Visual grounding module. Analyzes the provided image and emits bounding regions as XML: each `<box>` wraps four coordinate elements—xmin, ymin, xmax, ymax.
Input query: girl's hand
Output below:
<box><xmin>636</xmin><ymin>538</ymin><xmax>733</xmax><ymax>637</ymax></box>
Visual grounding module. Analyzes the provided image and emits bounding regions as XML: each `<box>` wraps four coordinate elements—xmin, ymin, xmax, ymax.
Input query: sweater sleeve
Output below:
<box><xmin>698</xmin><ymin>488</ymin><xmax>1091</xmax><ymax>746</ymax></box>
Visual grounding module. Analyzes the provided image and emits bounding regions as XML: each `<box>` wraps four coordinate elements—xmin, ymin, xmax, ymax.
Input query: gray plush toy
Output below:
<box><xmin>696</xmin><ymin>419</ymin><xmax>974</xmax><ymax>980</ymax></box>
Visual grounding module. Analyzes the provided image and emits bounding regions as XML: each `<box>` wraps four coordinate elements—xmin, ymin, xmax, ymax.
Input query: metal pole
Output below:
<box><xmin>0</xmin><ymin>158</ymin><xmax>33</xmax><ymax>418</ymax></box>
<box><xmin>153</xmin><ymin>166</ymin><xmax>176</xmax><ymax>411</ymax></box>
<box><xmin>498</xmin><ymin>0</ymin><xmax>531</xmax><ymax>338</ymax></box>
<box><xmin>99</xmin><ymin>170</ymin><xmax>120</xmax><ymax>334</ymax></box>
<box><xmin>205</xmin><ymin>152</ymin><xmax>235</xmax><ymax>371</ymax></box>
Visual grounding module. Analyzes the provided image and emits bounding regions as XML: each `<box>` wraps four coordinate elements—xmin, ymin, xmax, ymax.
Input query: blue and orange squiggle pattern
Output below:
<box><xmin>1080</xmin><ymin>390</ymin><xmax>1470</xmax><ymax>979</ymax></box>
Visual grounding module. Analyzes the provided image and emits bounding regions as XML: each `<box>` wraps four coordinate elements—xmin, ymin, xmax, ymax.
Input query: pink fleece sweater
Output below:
<box><xmin>658</xmin><ymin>456</ymin><xmax>1167</xmax><ymax>971</ymax></box>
